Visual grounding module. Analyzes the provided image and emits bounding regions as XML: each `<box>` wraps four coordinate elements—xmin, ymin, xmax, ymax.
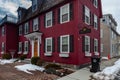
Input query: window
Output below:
<box><xmin>18</xmin><ymin>42</ymin><xmax>22</xmax><ymax>52</ymax></box>
<box><xmin>93</xmin><ymin>0</ymin><xmax>98</xmax><ymax>8</ymax></box>
<box><xmin>85</xmin><ymin>36</ymin><xmax>90</xmax><ymax>53</ymax></box>
<box><xmin>84</xmin><ymin>6</ymin><xmax>90</xmax><ymax>24</ymax></box>
<box><xmin>19</xmin><ymin>25</ymin><xmax>22</xmax><ymax>35</ymax></box>
<box><xmin>94</xmin><ymin>14</ymin><xmax>98</xmax><ymax>29</ymax></box>
<box><xmin>24</xmin><ymin>22</ymin><xmax>29</xmax><ymax>34</ymax></box>
<box><xmin>24</xmin><ymin>41</ymin><xmax>29</xmax><ymax>54</ymax></box>
<box><xmin>100</xmin><ymin>29</ymin><xmax>103</xmax><ymax>38</ymax></box>
<box><xmin>94</xmin><ymin>39</ymin><xmax>98</xmax><ymax>53</ymax></box>
<box><xmin>2</xmin><ymin>26</ymin><xmax>5</xmax><ymax>36</ymax></box>
<box><xmin>101</xmin><ymin>44</ymin><xmax>104</xmax><ymax>52</ymax></box>
<box><xmin>32</xmin><ymin>0</ymin><xmax>37</xmax><ymax>12</ymax></box>
<box><xmin>1</xmin><ymin>42</ymin><xmax>5</xmax><ymax>52</ymax></box>
<box><xmin>45</xmin><ymin>11</ymin><xmax>52</xmax><ymax>28</ymax></box>
<box><xmin>33</xmin><ymin>17</ymin><xmax>39</xmax><ymax>31</ymax></box>
<box><xmin>60</xmin><ymin>3</ymin><xmax>70</xmax><ymax>24</ymax></box>
<box><xmin>60</xmin><ymin>35</ymin><xmax>69</xmax><ymax>53</ymax></box>
<box><xmin>18</xmin><ymin>10</ymin><xmax>21</xmax><ymax>21</ymax></box>
<box><xmin>45</xmin><ymin>38</ymin><xmax>52</xmax><ymax>53</ymax></box>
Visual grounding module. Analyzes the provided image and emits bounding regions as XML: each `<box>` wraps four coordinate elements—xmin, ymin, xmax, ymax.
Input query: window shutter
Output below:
<box><xmin>82</xmin><ymin>36</ymin><xmax>85</xmax><ymax>52</ymax></box>
<box><xmin>57</xmin><ymin>37</ymin><xmax>60</xmax><ymax>52</ymax></box>
<box><xmin>28</xmin><ymin>21</ymin><xmax>30</xmax><ymax>33</ymax></box>
<box><xmin>70</xmin><ymin>2</ymin><xmax>73</xmax><ymax>21</ymax></box>
<box><xmin>28</xmin><ymin>41</ymin><xmax>30</xmax><ymax>53</ymax></box>
<box><xmin>93</xmin><ymin>39</ymin><xmax>95</xmax><ymax>52</ymax></box>
<box><xmin>90</xmin><ymin>12</ymin><xmax>93</xmax><ymax>26</ymax></box>
<box><xmin>82</xmin><ymin>5</ymin><xmax>85</xmax><ymax>22</ymax></box>
<box><xmin>70</xmin><ymin>35</ymin><xmax>74</xmax><ymax>52</ymax></box>
<box><xmin>52</xmin><ymin>11</ymin><xmax>55</xmax><ymax>25</ymax></box>
<box><xmin>44</xmin><ymin>15</ymin><xmax>46</xmax><ymax>28</ymax></box>
<box><xmin>90</xmin><ymin>38</ymin><xmax>93</xmax><ymax>53</ymax></box>
<box><xmin>58</xmin><ymin>8</ymin><xmax>60</xmax><ymax>24</ymax></box>
<box><xmin>38</xmin><ymin>17</ymin><xmax>40</xmax><ymax>30</ymax></box>
<box><xmin>32</xmin><ymin>20</ymin><xmax>34</xmax><ymax>31</ymax></box>
<box><xmin>52</xmin><ymin>38</ymin><xmax>55</xmax><ymax>52</ymax></box>
<box><xmin>44</xmin><ymin>39</ymin><xmax>46</xmax><ymax>53</ymax></box>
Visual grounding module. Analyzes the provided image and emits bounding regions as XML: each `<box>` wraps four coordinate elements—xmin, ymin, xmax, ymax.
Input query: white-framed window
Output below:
<box><xmin>32</xmin><ymin>0</ymin><xmax>37</xmax><ymax>12</ymax></box>
<box><xmin>24</xmin><ymin>22</ymin><xmax>29</xmax><ymax>34</ymax></box>
<box><xmin>85</xmin><ymin>6</ymin><xmax>90</xmax><ymax>25</ymax></box>
<box><xmin>60</xmin><ymin>35</ymin><xmax>69</xmax><ymax>53</ymax></box>
<box><xmin>60</xmin><ymin>3</ymin><xmax>70</xmax><ymax>24</ymax></box>
<box><xmin>101</xmin><ymin>44</ymin><xmax>104</xmax><ymax>53</ymax></box>
<box><xmin>100</xmin><ymin>29</ymin><xmax>103</xmax><ymax>38</ymax></box>
<box><xmin>1</xmin><ymin>42</ymin><xmax>5</xmax><ymax>52</ymax></box>
<box><xmin>94</xmin><ymin>14</ymin><xmax>98</xmax><ymax>29</ymax></box>
<box><xmin>45</xmin><ymin>11</ymin><xmax>53</xmax><ymax>28</ymax></box>
<box><xmin>18</xmin><ymin>10</ymin><xmax>21</xmax><ymax>21</ymax></box>
<box><xmin>93</xmin><ymin>0</ymin><xmax>98</xmax><ymax>8</ymax></box>
<box><xmin>85</xmin><ymin>36</ymin><xmax>90</xmax><ymax>53</ymax></box>
<box><xmin>45</xmin><ymin>38</ymin><xmax>52</xmax><ymax>53</ymax></box>
<box><xmin>24</xmin><ymin>41</ymin><xmax>29</xmax><ymax>53</ymax></box>
<box><xmin>18</xmin><ymin>42</ymin><xmax>22</xmax><ymax>52</ymax></box>
<box><xmin>19</xmin><ymin>25</ymin><xmax>22</xmax><ymax>35</ymax></box>
<box><xmin>94</xmin><ymin>39</ymin><xmax>98</xmax><ymax>53</ymax></box>
<box><xmin>33</xmin><ymin>17</ymin><xmax>39</xmax><ymax>31</ymax></box>
<box><xmin>2</xmin><ymin>26</ymin><xmax>5</xmax><ymax>36</ymax></box>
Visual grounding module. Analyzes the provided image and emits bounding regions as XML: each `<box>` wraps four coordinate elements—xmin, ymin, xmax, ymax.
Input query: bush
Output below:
<box><xmin>19</xmin><ymin>54</ymin><xmax>27</xmax><ymax>60</ymax></box>
<box><xmin>36</xmin><ymin>59</ymin><xmax>44</xmax><ymax>66</ymax></box>
<box><xmin>31</xmin><ymin>57</ymin><xmax>40</xmax><ymax>65</ymax></box>
<box><xmin>2</xmin><ymin>53</ymin><xmax>12</xmax><ymax>60</ymax></box>
<box><xmin>45</xmin><ymin>63</ymin><xmax>61</xmax><ymax>70</ymax></box>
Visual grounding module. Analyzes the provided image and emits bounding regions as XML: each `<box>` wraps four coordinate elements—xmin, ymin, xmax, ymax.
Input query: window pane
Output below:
<box><xmin>62</xmin><ymin>45</ymin><xmax>68</xmax><ymax>52</ymax></box>
<box><xmin>62</xmin><ymin>13</ymin><xmax>68</xmax><ymax>22</ymax></box>
<box><xmin>47</xmin><ymin>46</ymin><xmax>51</xmax><ymax>52</ymax></box>
<box><xmin>62</xmin><ymin>36</ymin><xmax>68</xmax><ymax>45</ymax></box>
<box><xmin>47</xmin><ymin>20</ymin><xmax>52</xmax><ymax>26</ymax></box>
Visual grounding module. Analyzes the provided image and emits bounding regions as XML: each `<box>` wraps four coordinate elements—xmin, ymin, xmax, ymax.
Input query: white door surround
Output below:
<box><xmin>24</xmin><ymin>32</ymin><xmax>42</xmax><ymax>57</ymax></box>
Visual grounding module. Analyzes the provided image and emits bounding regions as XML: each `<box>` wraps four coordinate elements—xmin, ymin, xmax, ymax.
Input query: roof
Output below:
<box><xmin>18</xmin><ymin>0</ymin><xmax>67</xmax><ymax>24</ymax></box>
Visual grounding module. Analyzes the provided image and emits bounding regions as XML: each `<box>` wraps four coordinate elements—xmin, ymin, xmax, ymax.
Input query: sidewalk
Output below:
<box><xmin>57</xmin><ymin>58</ymin><xmax>118</xmax><ymax>80</ymax></box>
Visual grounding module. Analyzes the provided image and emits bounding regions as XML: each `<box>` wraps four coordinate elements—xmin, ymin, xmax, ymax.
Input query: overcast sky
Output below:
<box><xmin>0</xmin><ymin>0</ymin><xmax>119</xmax><ymax>33</ymax></box>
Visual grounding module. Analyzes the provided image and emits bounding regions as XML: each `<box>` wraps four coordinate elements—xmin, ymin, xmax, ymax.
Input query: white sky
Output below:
<box><xmin>102</xmin><ymin>0</ymin><xmax>120</xmax><ymax>34</ymax></box>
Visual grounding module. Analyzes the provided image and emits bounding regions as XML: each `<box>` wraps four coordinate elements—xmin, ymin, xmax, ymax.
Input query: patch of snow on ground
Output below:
<box><xmin>0</xmin><ymin>59</ymin><xmax>16</xmax><ymax>65</ymax></box>
<box><xmin>102</xmin><ymin>57</ymin><xmax>108</xmax><ymax>60</ymax></box>
<box><xmin>15</xmin><ymin>64</ymin><xmax>45</xmax><ymax>74</ymax></box>
<box><xmin>93</xmin><ymin>59</ymin><xmax>120</xmax><ymax>80</ymax></box>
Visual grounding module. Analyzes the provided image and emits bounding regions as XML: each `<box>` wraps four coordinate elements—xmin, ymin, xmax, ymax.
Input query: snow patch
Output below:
<box><xmin>0</xmin><ymin>59</ymin><xmax>16</xmax><ymax>65</ymax></box>
<box><xmin>93</xmin><ymin>59</ymin><xmax>120</xmax><ymax>80</ymax></box>
<box><xmin>15</xmin><ymin>64</ymin><xmax>45</xmax><ymax>74</ymax></box>
<box><xmin>102</xmin><ymin>57</ymin><xmax>108</xmax><ymax>60</ymax></box>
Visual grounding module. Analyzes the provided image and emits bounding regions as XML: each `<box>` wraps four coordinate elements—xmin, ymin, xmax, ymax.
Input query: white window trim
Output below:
<box><xmin>24</xmin><ymin>22</ymin><xmax>29</xmax><ymax>34</ymax></box>
<box><xmin>93</xmin><ymin>0</ymin><xmax>98</xmax><ymax>8</ymax></box>
<box><xmin>85</xmin><ymin>6</ymin><xmax>90</xmax><ymax>25</ymax></box>
<box><xmin>19</xmin><ymin>25</ymin><xmax>22</xmax><ymax>36</ymax></box>
<box><xmin>94</xmin><ymin>38</ymin><xmax>99</xmax><ymax>55</ymax></box>
<box><xmin>60</xmin><ymin>35</ymin><xmax>70</xmax><ymax>53</ymax></box>
<box><xmin>45</xmin><ymin>11</ymin><xmax>53</xmax><ymax>28</ymax></box>
<box><xmin>18</xmin><ymin>42</ymin><xmax>22</xmax><ymax>54</ymax></box>
<box><xmin>24</xmin><ymin>41</ymin><xmax>28</xmax><ymax>54</ymax></box>
<box><xmin>45</xmin><ymin>37</ymin><xmax>52</xmax><ymax>53</ymax></box>
<box><xmin>60</xmin><ymin>3</ymin><xmax>70</xmax><ymax>24</ymax></box>
<box><xmin>33</xmin><ymin>17</ymin><xmax>39</xmax><ymax>31</ymax></box>
<box><xmin>94</xmin><ymin>14</ymin><xmax>98</xmax><ymax>30</ymax></box>
<box><xmin>1</xmin><ymin>42</ymin><xmax>5</xmax><ymax>54</ymax></box>
<box><xmin>2</xmin><ymin>26</ymin><xmax>5</xmax><ymax>36</ymax></box>
<box><xmin>101</xmin><ymin>44</ymin><xmax>104</xmax><ymax>53</ymax></box>
<box><xmin>85</xmin><ymin>36</ymin><xmax>91</xmax><ymax>56</ymax></box>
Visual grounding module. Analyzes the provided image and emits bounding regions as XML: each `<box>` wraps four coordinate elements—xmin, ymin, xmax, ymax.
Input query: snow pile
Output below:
<box><xmin>101</xmin><ymin>57</ymin><xmax>108</xmax><ymax>60</ymax></box>
<box><xmin>15</xmin><ymin>64</ymin><xmax>45</xmax><ymax>74</ymax></box>
<box><xmin>93</xmin><ymin>59</ymin><xmax>120</xmax><ymax>80</ymax></box>
<box><xmin>0</xmin><ymin>59</ymin><xmax>16</xmax><ymax>65</ymax></box>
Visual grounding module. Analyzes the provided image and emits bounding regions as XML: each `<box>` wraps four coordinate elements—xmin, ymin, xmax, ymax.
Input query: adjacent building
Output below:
<box><xmin>0</xmin><ymin>0</ymin><xmax>102</xmax><ymax>67</ymax></box>
<box><xmin>101</xmin><ymin>14</ymin><xmax>120</xmax><ymax>58</ymax></box>
<box><xmin>0</xmin><ymin>15</ymin><xmax>18</xmax><ymax>58</ymax></box>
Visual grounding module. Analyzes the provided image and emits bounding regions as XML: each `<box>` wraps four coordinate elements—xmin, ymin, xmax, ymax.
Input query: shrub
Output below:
<box><xmin>2</xmin><ymin>53</ymin><xmax>12</xmax><ymax>59</ymax></box>
<box><xmin>45</xmin><ymin>63</ymin><xmax>61</xmax><ymax>70</ymax></box>
<box><xmin>36</xmin><ymin>59</ymin><xmax>44</xmax><ymax>66</ymax></box>
<box><xmin>19</xmin><ymin>54</ymin><xmax>27</xmax><ymax>60</ymax></box>
<box><xmin>31</xmin><ymin>57</ymin><xmax>40</xmax><ymax>65</ymax></box>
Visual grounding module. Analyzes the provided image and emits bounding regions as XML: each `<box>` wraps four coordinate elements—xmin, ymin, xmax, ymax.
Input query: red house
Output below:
<box><xmin>0</xmin><ymin>15</ymin><xmax>18</xmax><ymax>58</ymax></box>
<box><xmin>2</xmin><ymin>0</ymin><xmax>101</xmax><ymax>67</ymax></box>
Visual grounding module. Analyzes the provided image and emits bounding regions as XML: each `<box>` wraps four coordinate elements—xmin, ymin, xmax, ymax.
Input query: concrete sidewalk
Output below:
<box><xmin>57</xmin><ymin>58</ymin><xmax>118</xmax><ymax>80</ymax></box>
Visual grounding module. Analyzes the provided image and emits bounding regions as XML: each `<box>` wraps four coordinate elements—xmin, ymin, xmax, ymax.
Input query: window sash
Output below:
<box><xmin>19</xmin><ymin>42</ymin><xmax>22</xmax><ymax>52</ymax></box>
<box><xmin>94</xmin><ymin>14</ymin><xmax>98</xmax><ymax>29</ymax></box>
<box><xmin>33</xmin><ymin>18</ymin><xmax>39</xmax><ymax>31</ymax></box>
<box><xmin>46</xmin><ymin>11</ymin><xmax>52</xmax><ymax>27</ymax></box>
<box><xmin>24</xmin><ymin>22</ymin><xmax>29</xmax><ymax>34</ymax></box>
<box><xmin>85</xmin><ymin>36</ymin><xmax>90</xmax><ymax>53</ymax></box>
<box><xmin>46</xmin><ymin>38</ymin><xmax>52</xmax><ymax>53</ymax></box>
<box><xmin>24</xmin><ymin>41</ymin><xmax>28</xmax><ymax>52</ymax></box>
<box><xmin>93</xmin><ymin>0</ymin><xmax>98</xmax><ymax>8</ymax></box>
<box><xmin>2</xmin><ymin>27</ymin><xmax>5</xmax><ymax>36</ymax></box>
<box><xmin>94</xmin><ymin>39</ymin><xmax>98</xmax><ymax>52</ymax></box>
<box><xmin>60</xmin><ymin>35</ymin><xmax>69</xmax><ymax>53</ymax></box>
<box><xmin>85</xmin><ymin>6</ymin><xmax>90</xmax><ymax>24</ymax></box>
<box><xmin>60</xmin><ymin>3</ymin><xmax>70</xmax><ymax>23</ymax></box>
<box><xmin>19</xmin><ymin>25</ymin><xmax>22</xmax><ymax>35</ymax></box>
